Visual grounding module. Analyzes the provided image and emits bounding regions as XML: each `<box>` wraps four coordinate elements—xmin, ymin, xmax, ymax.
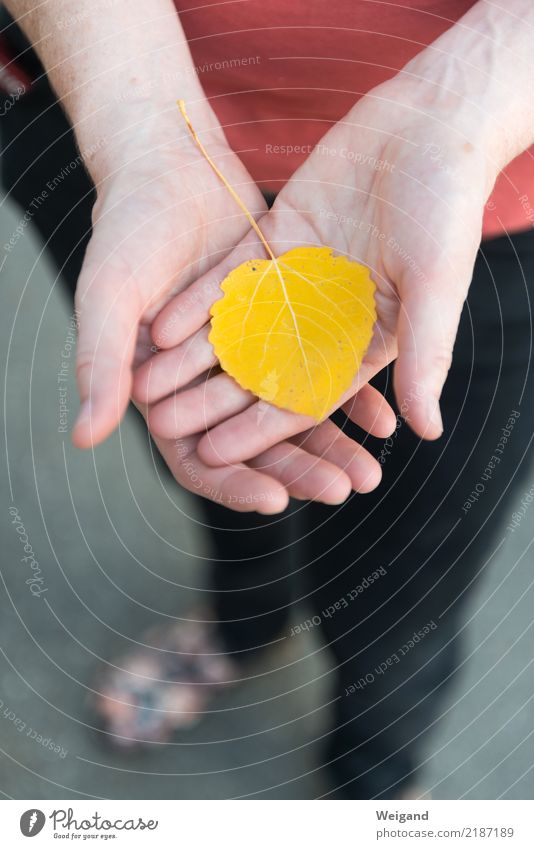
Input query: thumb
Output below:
<box><xmin>393</xmin><ymin>260</ymin><xmax>472</xmax><ymax>441</ymax></box>
<box><xmin>72</xmin><ymin>253</ymin><xmax>142</xmax><ymax>449</ymax></box>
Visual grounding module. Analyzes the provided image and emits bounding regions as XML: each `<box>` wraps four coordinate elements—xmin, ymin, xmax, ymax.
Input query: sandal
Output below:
<box><xmin>90</xmin><ymin>613</ymin><xmax>238</xmax><ymax>751</ymax></box>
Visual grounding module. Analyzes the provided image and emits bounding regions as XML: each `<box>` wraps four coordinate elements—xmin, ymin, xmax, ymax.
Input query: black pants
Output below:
<box><xmin>2</xmin><ymin>17</ymin><xmax>534</xmax><ymax>798</ymax></box>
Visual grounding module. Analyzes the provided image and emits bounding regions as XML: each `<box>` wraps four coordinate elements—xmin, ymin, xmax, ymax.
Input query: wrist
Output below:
<box><xmin>399</xmin><ymin>1</ymin><xmax>534</xmax><ymax>179</ymax></box>
<box><xmin>8</xmin><ymin>0</ymin><xmax>228</xmax><ymax>184</ymax></box>
<box><xmin>74</xmin><ymin>93</ymin><xmax>226</xmax><ymax>186</ymax></box>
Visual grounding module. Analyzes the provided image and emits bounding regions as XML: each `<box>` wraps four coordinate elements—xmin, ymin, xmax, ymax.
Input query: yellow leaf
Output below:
<box><xmin>177</xmin><ymin>101</ymin><xmax>376</xmax><ymax>419</ymax></box>
<box><xmin>209</xmin><ymin>247</ymin><xmax>376</xmax><ymax>419</ymax></box>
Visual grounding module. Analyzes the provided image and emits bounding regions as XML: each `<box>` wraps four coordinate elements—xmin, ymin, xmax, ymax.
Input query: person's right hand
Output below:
<box><xmin>71</xmin><ymin>99</ymin><xmax>267</xmax><ymax>449</ymax></box>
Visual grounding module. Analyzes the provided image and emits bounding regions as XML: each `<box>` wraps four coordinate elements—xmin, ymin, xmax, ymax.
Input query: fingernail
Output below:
<box><xmin>427</xmin><ymin>395</ymin><xmax>443</xmax><ymax>435</ymax></box>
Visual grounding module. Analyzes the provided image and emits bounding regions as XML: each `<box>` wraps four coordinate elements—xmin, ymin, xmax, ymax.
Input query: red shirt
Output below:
<box><xmin>176</xmin><ymin>0</ymin><xmax>534</xmax><ymax>238</ymax></box>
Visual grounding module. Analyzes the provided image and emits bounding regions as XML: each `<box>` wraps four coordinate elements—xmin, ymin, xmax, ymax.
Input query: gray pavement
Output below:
<box><xmin>1</xmin><ymin>194</ymin><xmax>534</xmax><ymax>799</ymax></box>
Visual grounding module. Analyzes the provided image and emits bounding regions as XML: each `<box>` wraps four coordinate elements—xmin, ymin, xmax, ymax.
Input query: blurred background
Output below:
<box><xmin>1</xmin><ymin>190</ymin><xmax>534</xmax><ymax>800</ymax></box>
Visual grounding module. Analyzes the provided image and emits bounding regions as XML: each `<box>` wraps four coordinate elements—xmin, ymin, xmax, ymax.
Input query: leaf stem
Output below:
<box><xmin>178</xmin><ymin>100</ymin><xmax>276</xmax><ymax>261</ymax></box>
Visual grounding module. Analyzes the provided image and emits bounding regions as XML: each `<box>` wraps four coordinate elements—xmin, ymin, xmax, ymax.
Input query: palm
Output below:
<box><xmin>258</xmin><ymin>85</ymin><xmax>487</xmax><ymax>396</ymax></box>
<box><xmin>72</xmin><ymin>121</ymin><xmax>266</xmax><ymax>446</ymax></box>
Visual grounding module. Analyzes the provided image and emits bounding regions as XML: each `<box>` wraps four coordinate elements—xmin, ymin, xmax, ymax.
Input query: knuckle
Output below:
<box><xmin>75</xmin><ymin>354</ymin><xmax>93</xmax><ymax>380</ymax></box>
<box><xmin>431</xmin><ymin>347</ymin><xmax>453</xmax><ymax>377</ymax></box>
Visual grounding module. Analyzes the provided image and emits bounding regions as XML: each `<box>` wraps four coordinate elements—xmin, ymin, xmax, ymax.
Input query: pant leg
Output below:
<box><xmin>207</xmin><ymin>502</ymin><xmax>297</xmax><ymax>656</ymax></box>
<box><xmin>0</xmin><ymin>14</ymin><xmax>294</xmax><ymax>651</ymax></box>
<box><xmin>300</xmin><ymin>228</ymin><xmax>534</xmax><ymax>797</ymax></box>
<box><xmin>0</xmin><ymin>9</ymin><xmax>94</xmax><ymax>296</ymax></box>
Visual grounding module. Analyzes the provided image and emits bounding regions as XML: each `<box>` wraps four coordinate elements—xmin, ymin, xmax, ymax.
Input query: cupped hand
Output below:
<box><xmin>145</xmin><ymin>60</ymin><xmax>501</xmax><ymax>467</ymax></box>
<box><xmin>71</xmin><ymin>100</ymin><xmax>267</xmax><ymax>448</ymax></box>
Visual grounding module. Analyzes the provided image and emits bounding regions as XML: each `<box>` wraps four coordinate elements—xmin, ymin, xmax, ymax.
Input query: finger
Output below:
<box><xmin>391</xmin><ymin>171</ymin><xmax>483</xmax><ymax>443</ymax></box>
<box><xmin>132</xmin><ymin>326</ymin><xmax>216</xmax><ymax>405</ymax></box>
<box><xmin>249</xmin><ymin>442</ymin><xmax>352</xmax><ymax>505</ymax></box>
<box><xmin>197</xmin><ymin>401</ymin><xmax>316</xmax><ymax>467</ymax></box>
<box><xmin>152</xmin><ymin>433</ymin><xmax>289</xmax><ymax>515</ymax></box>
<box><xmin>72</xmin><ymin>254</ymin><xmax>142</xmax><ymax>449</ymax></box>
<box><xmin>152</xmin><ymin>231</ymin><xmax>269</xmax><ymax>349</ymax></box>
<box><xmin>147</xmin><ymin>372</ymin><xmax>255</xmax><ymax>439</ymax></box>
<box><xmin>393</xmin><ymin>271</ymin><xmax>465</xmax><ymax>441</ymax></box>
<box><xmin>146</xmin><ymin>336</ymin><xmax>395</xmax><ymax>457</ymax></box>
<box><xmin>342</xmin><ymin>384</ymin><xmax>397</xmax><ymax>438</ymax></box>
<box><xmin>195</xmin><ymin>372</ymin><xmax>392</xmax><ymax>468</ymax></box>
<box><xmin>292</xmin><ymin>418</ymin><xmax>382</xmax><ymax>493</ymax></box>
